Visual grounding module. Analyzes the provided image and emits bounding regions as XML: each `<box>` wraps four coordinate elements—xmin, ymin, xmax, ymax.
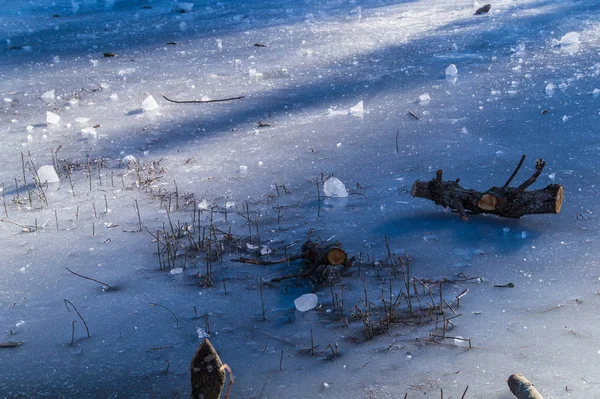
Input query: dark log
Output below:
<box><xmin>301</xmin><ymin>240</ymin><xmax>348</xmax><ymax>266</ymax></box>
<box><xmin>191</xmin><ymin>339</ymin><xmax>225</xmax><ymax>399</ymax></box>
<box><xmin>508</xmin><ymin>373</ymin><xmax>544</xmax><ymax>399</ymax></box>
<box><xmin>412</xmin><ymin>158</ymin><xmax>563</xmax><ymax>220</ymax></box>
<box><xmin>475</xmin><ymin>4</ymin><xmax>491</xmax><ymax>15</ymax></box>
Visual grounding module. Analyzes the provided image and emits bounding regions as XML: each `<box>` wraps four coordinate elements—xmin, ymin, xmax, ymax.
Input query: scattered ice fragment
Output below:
<box><xmin>558</xmin><ymin>82</ymin><xmax>568</xmax><ymax>91</ymax></box>
<box><xmin>294</xmin><ymin>293</ymin><xmax>318</xmax><ymax>312</ymax></box>
<box><xmin>322</xmin><ymin>382</ymin><xmax>330</xmax><ymax>389</ymax></box>
<box><xmin>81</xmin><ymin>127</ymin><xmax>97</xmax><ymax>136</ymax></box>
<box><xmin>260</xmin><ymin>246</ymin><xmax>273</xmax><ymax>256</ymax></box>
<box><xmin>445</xmin><ymin>64</ymin><xmax>458</xmax><ymax>76</ymax></box>
<box><xmin>122</xmin><ymin>155</ymin><xmax>138</xmax><ymax>166</ymax></box>
<box><xmin>545</xmin><ymin>83</ymin><xmax>555</xmax><ymax>95</ymax></box>
<box><xmin>197</xmin><ymin>199</ymin><xmax>210</xmax><ymax>210</ymax></box>
<box><xmin>248</xmin><ymin>68</ymin><xmax>263</xmax><ymax>78</ymax></box>
<box><xmin>141</xmin><ymin>95</ymin><xmax>159</xmax><ymax>111</ymax></box>
<box><xmin>170</xmin><ymin>267</ymin><xmax>183</xmax><ymax>275</ymax></box>
<box><xmin>247</xmin><ymin>243</ymin><xmax>259</xmax><ymax>250</ymax></box>
<box><xmin>27</xmin><ymin>134</ymin><xmax>33</xmax><ymax>141</ymax></box>
<box><xmin>216</xmin><ymin>39</ymin><xmax>223</xmax><ymax>50</ymax></box>
<box><xmin>53</xmin><ymin>55</ymin><xmax>60</xmax><ymax>63</ymax></box>
<box><xmin>349</xmin><ymin>100</ymin><xmax>363</xmax><ymax>115</ymax></box>
<box><xmin>176</xmin><ymin>2</ymin><xmax>194</xmax><ymax>12</ymax></box>
<box><xmin>336</xmin><ymin>142</ymin><xmax>342</xmax><ymax>148</ymax></box>
<box><xmin>110</xmin><ymin>93</ymin><xmax>119</xmax><ymax>101</ymax></box>
<box><xmin>26</xmin><ymin>125</ymin><xmax>34</xmax><ymax>131</ymax></box>
<box><xmin>3</xmin><ymin>98</ymin><xmax>12</xmax><ymax>103</ymax></box>
<box><xmin>562</xmin><ymin>115</ymin><xmax>568</xmax><ymax>122</ymax></box>
<box><xmin>90</xmin><ymin>59</ymin><xmax>98</xmax><ymax>67</ymax></box>
<box><xmin>419</xmin><ymin>93</ymin><xmax>431</xmax><ymax>103</ymax></box>
<box><xmin>239</xmin><ymin>165</ymin><xmax>248</xmax><ymax>174</ymax></box>
<box><xmin>258</xmin><ymin>161</ymin><xmax>263</xmax><ymax>166</ymax></box>
<box><xmin>423</xmin><ymin>234</ymin><xmax>437</xmax><ymax>241</ymax></box>
<box><xmin>16</xmin><ymin>320</ymin><xmax>25</xmax><ymax>327</ymax></box>
<box><xmin>197</xmin><ymin>327</ymin><xmax>210</xmax><ymax>339</ymax></box>
<box><xmin>503</xmin><ymin>227</ymin><xmax>510</xmax><ymax>233</ymax></box>
<box><xmin>46</xmin><ymin>111</ymin><xmax>60</xmax><ymax>124</ymax></box>
<box><xmin>38</xmin><ymin>165</ymin><xmax>60</xmax><ymax>183</ymax></box>
<box><xmin>460</xmin><ymin>127</ymin><xmax>469</xmax><ymax>135</ymax></box>
<box><xmin>593</xmin><ymin>88</ymin><xmax>600</xmax><ymax>98</ymax></box>
<box><xmin>559</xmin><ymin>32</ymin><xmax>580</xmax><ymax>46</ymax></box>
<box><xmin>323</xmin><ymin>177</ymin><xmax>348</xmax><ymax>197</ymax></box>
<box><xmin>75</xmin><ymin>117</ymin><xmax>90</xmax><ymax>124</ymax></box>
<box><xmin>41</xmin><ymin>89</ymin><xmax>55</xmax><ymax>100</ymax></box>
<box><xmin>521</xmin><ymin>231</ymin><xmax>527</xmax><ymax>239</ymax></box>
<box><xmin>179</xmin><ymin>22</ymin><xmax>187</xmax><ymax>32</ymax></box>
<box><xmin>549</xmin><ymin>173</ymin><xmax>556</xmax><ymax>180</ymax></box>
<box><xmin>225</xmin><ymin>200</ymin><xmax>236</xmax><ymax>208</ymax></box>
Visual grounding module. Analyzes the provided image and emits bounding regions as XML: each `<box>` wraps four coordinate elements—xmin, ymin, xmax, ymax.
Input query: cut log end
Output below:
<box><xmin>555</xmin><ymin>185</ymin><xmax>564</xmax><ymax>213</ymax></box>
<box><xmin>327</xmin><ymin>247</ymin><xmax>347</xmax><ymax>265</ymax></box>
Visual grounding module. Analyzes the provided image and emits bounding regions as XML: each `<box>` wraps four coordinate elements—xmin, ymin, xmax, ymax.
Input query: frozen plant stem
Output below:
<box><xmin>149</xmin><ymin>302</ymin><xmax>179</xmax><ymax>328</ymax></box>
<box><xmin>135</xmin><ymin>199</ymin><xmax>142</xmax><ymax>231</ymax></box>
<box><xmin>259</xmin><ymin>283</ymin><xmax>266</xmax><ymax>321</ymax></box>
<box><xmin>64</xmin><ymin>299</ymin><xmax>91</xmax><ymax>338</ymax></box>
<box><xmin>70</xmin><ymin>320</ymin><xmax>77</xmax><ymax>345</ymax></box>
<box><xmin>65</xmin><ymin>267</ymin><xmax>112</xmax><ymax>289</ymax></box>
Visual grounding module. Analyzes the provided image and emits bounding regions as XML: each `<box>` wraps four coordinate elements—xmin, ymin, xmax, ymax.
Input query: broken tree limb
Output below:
<box><xmin>230</xmin><ymin>255</ymin><xmax>302</xmax><ymax>265</ymax></box>
<box><xmin>412</xmin><ymin>158</ymin><xmax>563</xmax><ymax>220</ymax></box>
<box><xmin>508</xmin><ymin>373</ymin><xmax>544</xmax><ymax>399</ymax></box>
<box><xmin>162</xmin><ymin>94</ymin><xmax>244</xmax><ymax>104</ymax></box>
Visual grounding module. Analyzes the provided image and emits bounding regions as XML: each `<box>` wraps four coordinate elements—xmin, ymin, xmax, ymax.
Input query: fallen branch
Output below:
<box><xmin>412</xmin><ymin>157</ymin><xmax>563</xmax><ymax>220</ymax></box>
<box><xmin>162</xmin><ymin>94</ymin><xmax>245</xmax><ymax>104</ymax></box>
<box><xmin>230</xmin><ymin>255</ymin><xmax>302</xmax><ymax>265</ymax></box>
<box><xmin>0</xmin><ymin>341</ymin><xmax>24</xmax><ymax>348</ymax></box>
<box><xmin>66</xmin><ymin>267</ymin><xmax>112</xmax><ymax>289</ymax></box>
<box><xmin>508</xmin><ymin>373</ymin><xmax>544</xmax><ymax>399</ymax></box>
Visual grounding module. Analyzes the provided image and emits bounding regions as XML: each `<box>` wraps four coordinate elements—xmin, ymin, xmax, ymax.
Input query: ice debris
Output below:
<box><xmin>445</xmin><ymin>64</ymin><xmax>458</xmax><ymax>76</ymax></box>
<box><xmin>323</xmin><ymin>177</ymin><xmax>348</xmax><ymax>198</ymax></box>
<box><xmin>37</xmin><ymin>165</ymin><xmax>60</xmax><ymax>183</ymax></box>
<box><xmin>41</xmin><ymin>89</ymin><xmax>55</xmax><ymax>100</ymax></box>
<box><xmin>46</xmin><ymin>111</ymin><xmax>60</xmax><ymax>124</ymax></box>
<box><xmin>141</xmin><ymin>95</ymin><xmax>159</xmax><ymax>111</ymax></box>
<box><xmin>294</xmin><ymin>293</ymin><xmax>318</xmax><ymax>312</ymax></box>
<box><xmin>349</xmin><ymin>100</ymin><xmax>364</xmax><ymax>115</ymax></box>
<box><xmin>419</xmin><ymin>93</ymin><xmax>431</xmax><ymax>104</ymax></box>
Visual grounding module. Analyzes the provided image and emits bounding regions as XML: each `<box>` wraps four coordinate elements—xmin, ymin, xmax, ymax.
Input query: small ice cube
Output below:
<box><xmin>559</xmin><ymin>32</ymin><xmax>580</xmax><ymax>46</ymax></box>
<box><xmin>110</xmin><ymin>93</ymin><xmax>119</xmax><ymax>101</ymax></box>
<box><xmin>37</xmin><ymin>165</ymin><xmax>60</xmax><ymax>183</ymax></box>
<box><xmin>445</xmin><ymin>64</ymin><xmax>458</xmax><ymax>76</ymax></box>
<box><xmin>41</xmin><ymin>89</ymin><xmax>55</xmax><ymax>100</ymax></box>
<box><xmin>197</xmin><ymin>327</ymin><xmax>210</xmax><ymax>339</ymax></box>
<box><xmin>460</xmin><ymin>127</ymin><xmax>469</xmax><ymax>135</ymax></box>
<box><xmin>323</xmin><ymin>177</ymin><xmax>348</xmax><ymax>197</ymax></box>
<box><xmin>239</xmin><ymin>165</ymin><xmax>248</xmax><ymax>173</ymax></box>
<box><xmin>197</xmin><ymin>199</ymin><xmax>210</xmax><ymax>210</ymax></box>
<box><xmin>349</xmin><ymin>100</ymin><xmax>363</xmax><ymax>114</ymax></box>
<box><xmin>15</xmin><ymin>320</ymin><xmax>25</xmax><ymax>327</ymax></box>
<box><xmin>141</xmin><ymin>95</ymin><xmax>159</xmax><ymax>111</ymax></box>
<box><xmin>75</xmin><ymin>117</ymin><xmax>90</xmax><ymax>124</ymax></box>
<box><xmin>122</xmin><ymin>155</ymin><xmax>138</xmax><ymax>165</ymax></box>
<box><xmin>260</xmin><ymin>246</ymin><xmax>272</xmax><ymax>256</ymax></box>
<box><xmin>225</xmin><ymin>200</ymin><xmax>236</xmax><ymax>208</ymax></box>
<box><xmin>558</xmin><ymin>82</ymin><xmax>568</xmax><ymax>91</ymax></box>
<box><xmin>81</xmin><ymin>127</ymin><xmax>97</xmax><ymax>136</ymax></box>
<box><xmin>170</xmin><ymin>267</ymin><xmax>184</xmax><ymax>274</ymax></box>
<box><xmin>549</xmin><ymin>173</ymin><xmax>556</xmax><ymax>180</ymax></box>
<box><xmin>46</xmin><ymin>111</ymin><xmax>60</xmax><ymax>124</ymax></box>
<box><xmin>336</xmin><ymin>142</ymin><xmax>342</xmax><ymax>148</ymax></box>
<box><xmin>419</xmin><ymin>93</ymin><xmax>431</xmax><ymax>103</ymax></box>
<box><xmin>90</xmin><ymin>59</ymin><xmax>99</xmax><ymax>67</ymax></box>
<box><xmin>545</xmin><ymin>83</ymin><xmax>555</xmax><ymax>94</ymax></box>
<box><xmin>521</xmin><ymin>231</ymin><xmax>527</xmax><ymax>239</ymax></box>
<box><xmin>593</xmin><ymin>88</ymin><xmax>600</xmax><ymax>98</ymax></box>
<box><xmin>562</xmin><ymin>115</ymin><xmax>568</xmax><ymax>122</ymax></box>
<box><xmin>294</xmin><ymin>293</ymin><xmax>318</xmax><ymax>312</ymax></box>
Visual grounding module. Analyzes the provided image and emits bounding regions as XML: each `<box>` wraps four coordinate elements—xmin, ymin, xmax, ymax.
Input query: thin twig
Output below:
<box><xmin>461</xmin><ymin>385</ymin><xmax>469</xmax><ymax>399</ymax></box>
<box><xmin>149</xmin><ymin>302</ymin><xmax>179</xmax><ymax>328</ymax></box>
<box><xmin>64</xmin><ymin>299</ymin><xmax>91</xmax><ymax>338</ymax></box>
<box><xmin>231</xmin><ymin>255</ymin><xmax>302</xmax><ymax>265</ymax></box>
<box><xmin>517</xmin><ymin>158</ymin><xmax>546</xmax><ymax>191</ymax></box>
<box><xmin>66</xmin><ymin>267</ymin><xmax>112</xmax><ymax>289</ymax></box>
<box><xmin>504</xmin><ymin>154</ymin><xmax>526</xmax><ymax>187</ymax></box>
<box><xmin>162</xmin><ymin>94</ymin><xmax>245</xmax><ymax>104</ymax></box>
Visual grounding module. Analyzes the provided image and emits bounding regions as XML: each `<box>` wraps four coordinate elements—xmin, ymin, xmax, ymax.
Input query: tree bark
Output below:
<box><xmin>191</xmin><ymin>339</ymin><xmax>225</xmax><ymax>399</ymax></box>
<box><xmin>412</xmin><ymin>158</ymin><xmax>563</xmax><ymax>220</ymax></box>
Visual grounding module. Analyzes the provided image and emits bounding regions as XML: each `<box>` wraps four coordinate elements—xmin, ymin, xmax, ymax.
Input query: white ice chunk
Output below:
<box><xmin>141</xmin><ymin>95</ymin><xmax>159</xmax><ymax>111</ymax></box>
<box><xmin>559</xmin><ymin>32</ymin><xmax>580</xmax><ymax>46</ymax></box>
<box><xmin>81</xmin><ymin>127</ymin><xmax>97</xmax><ymax>136</ymax></box>
<box><xmin>46</xmin><ymin>111</ymin><xmax>60</xmax><ymax>124</ymax></box>
<box><xmin>225</xmin><ymin>200</ymin><xmax>236</xmax><ymax>208</ymax></box>
<box><xmin>593</xmin><ymin>88</ymin><xmax>600</xmax><ymax>98</ymax></box>
<box><xmin>197</xmin><ymin>199</ymin><xmax>210</xmax><ymax>210</ymax></box>
<box><xmin>176</xmin><ymin>2</ymin><xmax>194</xmax><ymax>12</ymax></box>
<box><xmin>419</xmin><ymin>93</ymin><xmax>431</xmax><ymax>104</ymax></box>
<box><xmin>445</xmin><ymin>64</ymin><xmax>458</xmax><ymax>76</ymax></box>
<box><xmin>562</xmin><ymin>115</ymin><xmax>568</xmax><ymax>122</ymax></box>
<box><xmin>197</xmin><ymin>327</ymin><xmax>210</xmax><ymax>339</ymax></box>
<box><xmin>170</xmin><ymin>267</ymin><xmax>184</xmax><ymax>274</ymax></box>
<box><xmin>260</xmin><ymin>246</ymin><xmax>273</xmax><ymax>256</ymax></box>
<box><xmin>294</xmin><ymin>293</ymin><xmax>318</xmax><ymax>312</ymax></box>
<box><xmin>122</xmin><ymin>155</ymin><xmax>138</xmax><ymax>166</ymax></box>
<box><xmin>239</xmin><ymin>165</ymin><xmax>248</xmax><ymax>174</ymax></box>
<box><xmin>15</xmin><ymin>320</ymin><xmax>25</xmax><ymax>328</ymax></box>
<box><xmin>37</xmin><ymin>165</ymin><xmax>60</xmax><ymax>183</ymax></box>
<box><xmin>545</xmin><ymin>83</ymin><xmax>555</xmax><ymax>95</ymax></box>
<box><xmin>41</xmin><ymin>89</ymin><xmax>55</xmax><ymax>100</ymax></box>
<box><xmin>349</xmin><ymin>100</ymin><xmax>363</xmax><ymax>115</ymax></box>
<box><xmin>521</xmin><ymin>231</ymin><xmax>527</xmax><ymax>239</ymax></box>
<box><xmin>323</xmin><ymin>177</ymin><xmax>348</xmax><ymax>197</ymax></box>
<box><xmin>75</xmin><ymin>117</ymin><xmax>90</xmax><ymax>124</ymax></box>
